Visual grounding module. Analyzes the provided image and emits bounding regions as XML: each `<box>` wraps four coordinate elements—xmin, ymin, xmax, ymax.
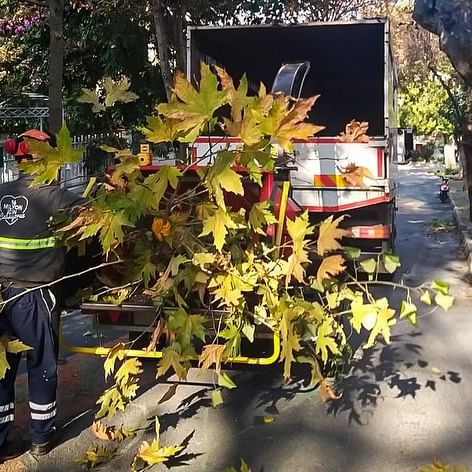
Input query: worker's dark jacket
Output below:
<box><xmin>0</xmin><ymin>173</ymin><xmax>83</xmax><ymax>287</ymax></box>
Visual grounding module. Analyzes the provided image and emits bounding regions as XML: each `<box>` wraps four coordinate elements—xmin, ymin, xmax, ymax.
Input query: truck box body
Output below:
<box><xmin>188</xmin><ymin>19</ymin><xmax>398</xmax><ymax>257</ymax></box>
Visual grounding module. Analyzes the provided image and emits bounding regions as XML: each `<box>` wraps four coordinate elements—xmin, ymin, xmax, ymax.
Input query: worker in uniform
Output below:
<box><xmin>0</xmin><ymin>130</ymin><xmax>85</xmax><ymax>462</ymax></box>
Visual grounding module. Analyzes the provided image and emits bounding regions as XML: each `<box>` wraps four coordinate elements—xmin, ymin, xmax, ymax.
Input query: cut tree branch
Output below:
<box><xmin>0</xmin><ymin>259</ymin><xmax>123</xmax><ymax>309</ymax></box>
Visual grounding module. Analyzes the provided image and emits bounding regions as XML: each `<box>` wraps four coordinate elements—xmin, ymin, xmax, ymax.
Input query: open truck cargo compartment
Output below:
<box><xmin>189</xmin><ymin>21</ymin><xmax>387</xmax><ymax>137</ymax></box>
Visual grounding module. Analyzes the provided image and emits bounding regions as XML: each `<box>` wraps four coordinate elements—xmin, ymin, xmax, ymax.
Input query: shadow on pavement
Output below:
<box><xmin>326</xmin><ymin>332</ymin><xmax>462</xmax><ymax>425</ymax></box>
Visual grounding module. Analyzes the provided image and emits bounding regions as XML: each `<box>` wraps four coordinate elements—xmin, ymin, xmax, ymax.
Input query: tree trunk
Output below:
<box><xmin>414</xmin><ymin>0</ymin><xmax>472</xmax><ymax>218</ymax></box>
<box><xmin>413</xmin><ymin>0</ymin><xmax>472</xmax><ymax>87</ymax></box>
<box><xmin>173</xmin><ymin>1</ymin><xmax>187</xmax><ymax>75</ymax></box>
<box><xmin>463</xmin><ymin>87</ymin><xmax>472</xmax><ymax>220</ymax></box>
<box><xmin>151</xmin><ymin>0</ymin><xmax>173</xmax><ymax>101</ymax></box>
<box><xmin>48</xmin><ymin>0</ymin><xmax>64</xmax><ymax>134</ymax></box>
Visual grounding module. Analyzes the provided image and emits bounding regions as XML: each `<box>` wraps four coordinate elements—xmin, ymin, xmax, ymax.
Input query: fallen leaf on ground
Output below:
<box><xmin>320</xmin><ymin>379</ymin><xmax>342</xmax><ymax>402</ymax></box>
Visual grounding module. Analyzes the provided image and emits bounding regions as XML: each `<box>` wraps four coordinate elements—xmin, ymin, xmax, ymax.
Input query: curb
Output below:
<box><xmin>20</xmin><ymin>380</ymin><xmax>169</xmax><ymax>472</ymax></box>
<box><xmin>19</xmin><ymin>368</ymin><xmax>214</xmax><ymax>472</ymax></box>
<box><xmin>449</xmin><ymin>180</ymin><xmax>472</xmax><ymax>274</ymax></box>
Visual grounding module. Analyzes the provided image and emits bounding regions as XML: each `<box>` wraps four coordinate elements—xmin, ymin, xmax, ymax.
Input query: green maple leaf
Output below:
<box><xmin>77</xmin><ymin>88</ymin><xmax>106</xmax><ymax>113</ymax></box>
<box><xmin>77</xmin><ymin>222</ymin><xmax>103</xmax><ymax>241</ymax></box>
<box><xmin>103</xmin><ymin>76</ymin><xmax>139</xmax><ymax>107</ymax></box>
<box><xmin>365</xmin><ymin>297</ymin><xmax>396</xmax><ymax>348</ymax></box>
<box><xmin>200</xmin><ymin>207</ymin><xmax>237</xmax><ymax>251</ymax></box>
<box><xmin>248</xmin><ymin>201</ymin><xmax>277</xmax><ymax>235</ymax></box>
<box><xmin>315</xmin><ymin>320</ymin><xmax>340</xmax><ymax>363</ymax></box>
<box><xmin>204</xmin><ymin>151</ymin><xmax>244</xmax><ymax>209</ymax></box>
<box><xmin>158</xmin><ymin>62</ymin><xmax>227</xmax><ymax>141</ymax></box>
<box><xmin>167</xmin><ymin>308</ymin><xmax>206</xmax><ymax>347</ymax></box>
<box><xmin>99</xmin><ymin>211</ymin><xmax>133</xmax><ymax>253</ymax></box>
<box><xmin>157</xmin><ymin>344</ymin><xmax>189</xmax><ymax>380</ymax></box>
<box><xmin>219</xmin><ymin>322</ymin><xmax>242</xmax><ymax>358</ymax></box>
<box><xmin>20</xmin><ymin>123</ymin><xmax>83</xmax><ymax>185</ymax></box>
<box><xmin>127</xmin><ymin>182</ymin><xmax>156</xmax><ymax>219</ymax></box>
<box><xmin>144</xmin><ymin>165</ymin><xmax>182</xmax><ymax>209</ymax></box>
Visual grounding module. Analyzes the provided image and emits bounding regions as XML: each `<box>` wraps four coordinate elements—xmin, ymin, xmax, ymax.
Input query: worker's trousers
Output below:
<box><xmin>0</xmin><ymin>286</ymin><xmax>59</xmax><ymax>447</ymax></box>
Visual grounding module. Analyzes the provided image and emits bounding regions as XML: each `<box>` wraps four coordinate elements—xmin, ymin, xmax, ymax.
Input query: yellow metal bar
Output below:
<box><xmin>274</xmin><ymin>181</ymin><xmax>290</xmax><ymax>259</ymax></box>
<box><xmin>59</xmin><ymin>322</ymin><xmax>280</xmax><ymax>365</ymax></box>
<box><xmin>225</xmin><ymin>333</ymin><xmax>280</xmax><ymax>365</ymax></box>
<box><xmin>82</xmin><ymin>176</ymin><xmax>97</xmax><ymax>198</ymax></box>
<box><xmin>58</xmin><ymin>327</ymin><xmax>163</xmax><ymax>358</ymax></box>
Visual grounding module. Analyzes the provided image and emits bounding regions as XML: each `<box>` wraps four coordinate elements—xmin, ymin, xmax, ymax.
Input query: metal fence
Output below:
<box><xmin>0</xmin><ymin>131</ymin><xmax>130</xmax><ymax>188</ymax></box>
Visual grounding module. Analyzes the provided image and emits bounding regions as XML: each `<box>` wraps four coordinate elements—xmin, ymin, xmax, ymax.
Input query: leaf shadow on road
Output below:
<box><xmin>158</xmin><ymin>386</ymin><xmax>212</xmax><ymax>434</ymax></box>
<box><xmin>326</xmin><ymin>332</ymin><xmax>462</xmax><ymax>425</ymax></box>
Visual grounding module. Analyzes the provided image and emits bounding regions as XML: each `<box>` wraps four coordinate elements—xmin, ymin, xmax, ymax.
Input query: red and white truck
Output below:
<box><xmin>187</xmin><ymin>18</ymin><xmax>398</xmax><ymax>261</ymax></box>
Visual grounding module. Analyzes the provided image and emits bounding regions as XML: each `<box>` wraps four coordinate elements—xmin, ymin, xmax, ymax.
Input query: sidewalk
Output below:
<box><xmin>449</xmin><ymin>178</ymin><xmax>472</xmax><ymax>274</ymax></box>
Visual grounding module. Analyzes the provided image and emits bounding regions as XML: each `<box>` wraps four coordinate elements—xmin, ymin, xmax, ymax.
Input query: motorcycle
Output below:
<box><xmin>439</xmin><ymin>176</ymin><xmax>450</xmax><ymax>203</ymax></box>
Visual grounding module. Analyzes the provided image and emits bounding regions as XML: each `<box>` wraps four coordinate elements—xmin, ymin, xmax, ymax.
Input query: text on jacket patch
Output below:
<box><xmin>0</xmin><ymin>195</ymin><xmax>29</xmax><ymax>225</ymax></box>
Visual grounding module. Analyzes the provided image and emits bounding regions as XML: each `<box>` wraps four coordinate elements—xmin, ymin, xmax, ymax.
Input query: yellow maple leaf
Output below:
<box><xmin>365</xmin><ymin>297</ymin><xmax>397</xmax><ymax>348</ymax></box>
<box><xmin>278</xmin><ymin>303</ymin><xmax>301</xmax><ymax>380</ymax></box>
<box><xmin>200</xmin><ymin>207</ymin><xmax>238</xmax><ymax>252</ymax></box>
<box><xmin>103</xmin><ymin>343</ymin><xmax>126</xmax><ymax>381</ymax></box>
<box><xmin>76</xmin><ymin>444</ymin><xmax>116</xmax><ymax>468</ymax></box>
<box><xmin>285</xmin><ymin>212</ymin><xmax>314</xmax><ymax>284</ymax></box>
<box><xmin>317</xmin><ymin>255</ymin><xmax>346</xmax><ymax>283</ymax></box>
<box><xmin>317</xmin><ymin>215</ymin><xmax>349</xmax><ymax>256</ymax></box>
<box><xmin>272</xmin><ymin>95</ymin><xmax>325</xmax><ymax>150</ymax></box>
<box><xmin>158</xmin><ymin>62</ymin><xmax>228</xmax><ymax>142</ymax></box>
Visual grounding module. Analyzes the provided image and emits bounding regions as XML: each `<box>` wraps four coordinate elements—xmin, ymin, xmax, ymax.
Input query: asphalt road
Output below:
<box><xmin>8</xmin><ymin>163</ymin><xmax>472</xmax><ymax>472</ymax></box>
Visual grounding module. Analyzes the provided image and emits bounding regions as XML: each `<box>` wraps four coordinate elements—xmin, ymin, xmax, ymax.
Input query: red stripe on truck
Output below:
<box><xmin>302</xmin><ymin>195</ymin><xmax>391</xmax><ymax>212</ymax></box>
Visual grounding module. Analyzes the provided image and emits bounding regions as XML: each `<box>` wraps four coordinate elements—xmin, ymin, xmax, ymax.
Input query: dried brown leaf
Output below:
<box><xmin>91</xmin><ymin>420</ymin><xmax>115</xmax><ymax>441</ymax></box>
<box><xmin>341</xmin><ymin>163</ymin><xmax>375</xmax><ymax>189</ymax></box>
<box><xmin>339</xmin><ymin>119</ymin><xmax>369</xmax><ymax>143</ymax></box>
<box><xmin>198</xmin><ymin>344</ymin><xmax>225</xmax><ymax>374</ymax></box>
<box><xmin>320</xmin><ymin>379</ymin><xmax>342</xmax><ymax>402</ymax></box>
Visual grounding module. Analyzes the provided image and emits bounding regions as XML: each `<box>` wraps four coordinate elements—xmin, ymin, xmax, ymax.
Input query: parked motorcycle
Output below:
<box><xmin>439</xmin><ymin>176</ymin><xmax>450</xmax><ymax>203</ymax></box>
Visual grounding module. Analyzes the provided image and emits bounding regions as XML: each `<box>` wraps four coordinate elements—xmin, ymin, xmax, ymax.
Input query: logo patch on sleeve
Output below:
<box><xmin>0</xmin><ymin>195</ymin><xmax>29</xmax><ymax>225</ymax></box>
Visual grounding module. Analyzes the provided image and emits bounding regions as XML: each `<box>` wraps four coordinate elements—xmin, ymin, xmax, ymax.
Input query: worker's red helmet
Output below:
<box><xmin>3</xmin><ymin>129</ymin><xmax>51</xmax><ymax>157</ymax></box>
